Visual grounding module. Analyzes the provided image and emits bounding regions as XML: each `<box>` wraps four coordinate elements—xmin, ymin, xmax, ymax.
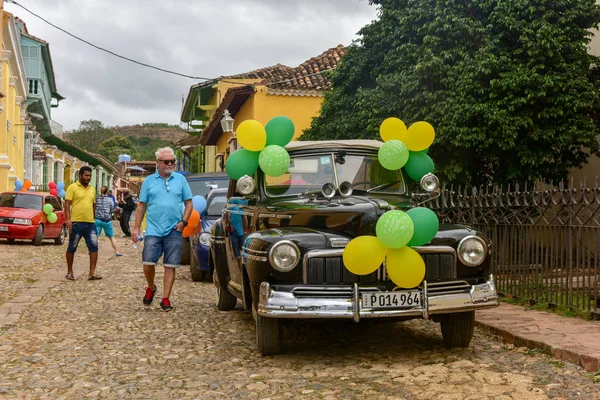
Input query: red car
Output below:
<box><xmin>0</xmin><ymin>191</ymin><xmax>67</xmax><ymax>245</ymax></box>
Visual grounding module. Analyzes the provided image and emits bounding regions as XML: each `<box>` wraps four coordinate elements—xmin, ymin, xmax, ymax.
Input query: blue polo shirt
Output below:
<box><xmin>140</xmin><ymin>171</ymin><xmax>193</xmax><ymax>237</ymax></box>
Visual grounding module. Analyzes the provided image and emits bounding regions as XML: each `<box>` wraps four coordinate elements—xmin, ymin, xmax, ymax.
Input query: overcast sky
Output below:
<box><xmin>4</xmin><ymin>0</ymin><xmax>378</xmax><ymax>131</ymax></box>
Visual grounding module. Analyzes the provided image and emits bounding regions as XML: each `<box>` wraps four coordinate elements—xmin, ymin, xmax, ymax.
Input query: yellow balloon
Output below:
<box><xmin>379</xmin><ymin>117</ymin><xmax>408</xmax><ymax>143</ymax></box>
<box><xmin>237</xmin><ymin>120</ymin><xmax>267</xmax><ymax>151</ymax></box>
<box><xmin>405</xmin><ymin>121</ymin><xmax>435</xmax><ymax>151</ymax></box>
<box><xmin>343</xmin><ymin>236</ymin><xmax>388</xmax><ymax>275</ymax></box>
<box><xmin>386</xmin><ymin>247</ymin><xmax>425</xmax><ymax>288</ymax></box>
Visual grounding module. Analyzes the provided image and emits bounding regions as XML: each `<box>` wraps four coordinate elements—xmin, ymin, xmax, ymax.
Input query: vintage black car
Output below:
<box><xmin>210</xmin><ymin>140</ymin><xmax>498</xmax><ymax>355</ymax></box>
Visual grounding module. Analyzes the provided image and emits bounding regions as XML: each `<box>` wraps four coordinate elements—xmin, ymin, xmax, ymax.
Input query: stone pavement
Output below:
<box><xmin>475</xmin><ymin>303</ymin><xmax>600</xmax><ymax>372</ymax></box>
<box><xmin>1</xmin><ymin>235</ymin><xmax>600</xmax><ymax>398</ymax></box>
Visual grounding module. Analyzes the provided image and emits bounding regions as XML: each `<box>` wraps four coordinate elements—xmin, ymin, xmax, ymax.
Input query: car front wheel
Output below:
<box><xmin>440</xmin><ymin>311</ymin><xmax>475</xmax><ymax>348</ymax></box>
<box><xmin>54</xmin><ymin>225</ymin><xmax>67</xmax><ymax>245</ymax></box>
<box><xmin>190</xmin><ymin>252</ymin><xmax>205</xmax><ymax>282</ymax></box>
<box><xmin>214</xmin><ymin>271</ymin><xmax>237</xmax><ymax>311</ymax></box>
<box><xmin>32</xmin><ymin>225</ymin><xmax>43</xmax><ymax>246</ymax></box>
<box><xmin>256</xmin><ymin>313</ymin><xmax>282</xmax><ymax>356</ymax></box>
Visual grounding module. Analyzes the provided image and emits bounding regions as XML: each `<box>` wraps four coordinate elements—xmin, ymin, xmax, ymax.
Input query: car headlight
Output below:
<box><xmin>199</xmin><ymin>232</ymin><xmax>211</xmax><ymax>247</ymax></box>
<box><xmin>236</xmin><ymin>175</ymin><xmax>256</xmax><ymax>195</ymax></box>
<box><xmin>420</xmin><ymin>173</ymin><xmax>439</xmax><ymax>192</ymax></box>
<box><xmin>268</xmin><ymin>240</ymin><xmax>300</xmax><ymax>272</ymax></box>
<box><xmin>457</xmin><ymin>236</ymin><xmax>488</xmax><ymax>266</ymax></box>
<box><xmin>13</xmin><ymin>218</ymin><xmax>32</xmax><ymax>225</ymax></box>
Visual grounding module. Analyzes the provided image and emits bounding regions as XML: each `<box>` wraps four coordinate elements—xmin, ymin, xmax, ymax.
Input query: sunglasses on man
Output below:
<box><xmin>158</xmin><ymin>159</ymin><xmax>176</xmax><ymax>165</ymax></box>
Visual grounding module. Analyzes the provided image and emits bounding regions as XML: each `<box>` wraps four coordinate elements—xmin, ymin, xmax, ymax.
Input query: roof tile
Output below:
<box><xmin>224</xmin><ymin>44</ymin><xmax>345</xmax><ymax>91</ymax></box>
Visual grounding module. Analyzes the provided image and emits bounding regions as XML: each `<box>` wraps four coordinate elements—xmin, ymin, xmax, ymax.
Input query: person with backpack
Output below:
<box><xmin>95</xmin><ymin>186</ymin><xmax>122</xmax><ymax>257</ymax></box>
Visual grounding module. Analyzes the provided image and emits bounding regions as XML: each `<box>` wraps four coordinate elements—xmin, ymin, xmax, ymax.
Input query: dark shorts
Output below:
<box><xmin>230</xmin><ymin>234</ymin><xmax>244</xmax><ymax>258</ymax></box>
<box><xmin>67</xmin><ymin>222</ymin><xmax>98</xmax><ymax>253</ymax></box>
<box><xmin>142</xmin><ymin>229</ymin><xmax>183</xmax><ymax>268</ymax></box>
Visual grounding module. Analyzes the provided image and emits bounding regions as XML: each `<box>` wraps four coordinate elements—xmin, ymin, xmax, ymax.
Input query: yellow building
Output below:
<box><xmin>180</xmin><ymin>45</ymin><xmax>345</xmax><ymax>172</ymax></box>
<box><xmin>0</xmin><ymin>7</ymin><xmax>29</xmax><ymax>192</ymax></box>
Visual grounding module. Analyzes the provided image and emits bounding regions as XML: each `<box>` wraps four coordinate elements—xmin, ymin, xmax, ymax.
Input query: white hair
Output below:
<box><xmin>155</xmin><ymin>147</ymin><xmax>175</xmax><ymax>159</ymax></box>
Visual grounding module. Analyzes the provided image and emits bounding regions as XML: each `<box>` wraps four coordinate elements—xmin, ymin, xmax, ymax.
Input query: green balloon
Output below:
<box><xmin>225</xmin><ymin>149</ymin><xmax>260</xmax><ymax>180</ymax></box>
<box><xmin>378</xmin><ymin>140</ymin><xmax>409</xmax><ymax>170</ymax></box>
<box><xmin>376</xmin><ymin>210</ymin><xmax>414</xmax><ymax>249</ymax></box>
<box><xmin>43</xmin><ymin>204</ymin><xmax>53</xmax><ymax>214</ymax></box>
<box><xmin>47</xmin><ymin>212</ymin><xmax>58</xmax><ymax>223</ymax></box>
<box><xmin>404</xmin><ymin>152</ymin><xmax>434</xmax><ymax>181</ymax></box>
<box><xmin>406</xmin><ymin>207</ymin><xmax>439</xmax><ymax>246</ymax></box>
<box><xmin>259</xmin><ymin>145</ymin><xmax>290</xmax><ymax>177</ymax></box>
<box><xmin>265</xmin><ymin>116</ymin><xmax>295</xmax><ymax>147</ymax></box>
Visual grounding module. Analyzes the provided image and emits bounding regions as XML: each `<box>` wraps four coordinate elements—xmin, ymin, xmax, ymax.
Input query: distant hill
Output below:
<box><xmin>111</xmin><ymin>123</ymin><xmax>190</xmax><ymax>142</ymax></box>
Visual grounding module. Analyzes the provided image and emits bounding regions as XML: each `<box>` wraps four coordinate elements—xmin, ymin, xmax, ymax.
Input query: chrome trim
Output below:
<box><xmin>457</xmin><ymin>235</ymin><xmax>488</xmax><ymax>266</ymax></box>
<box><xmin>257</xmin><ymin>275</ymin><xmax>499</xmax><ymax>319</ymax></box>
<box><xmin>302</xmin><ymin>249</ymin><xmax>345</xmax><ymax>283</ymax></box>
<box><xmin>276</xmin><ymin>215</ymin><xmax>292</xmax><ymax>220</ymax></box>
<box><xmin>244</xmin><ymin>253</ymin><xmax>268</xmax><ymax>262</ymax></box>
<box><xmin>242</xmin><ymin>246</ymin><xmax>268</xmax><ymax>255</ymax></box>
<box><xmin>413</xmin><ymin>245</ymin><xmax>455</xmax><ymax>254</ymax></box>
<box><xmin>225</xmin><ymin>209</ymin><xmax>254</xmax><ymax>217</ymax></box>
<box><xmin>268</xmin><ymin>240</ymin><xmax>301</xmax><ymax>272</ymax></box>
<box><xmin>353</xmin><ymin>283</ymin><xmax>360</xmax><ymax>323</ymax></box>
<box><xmin>330</xmin><ymin>238</ymin><xmax>349</xmax><ymax>248</ymax></box>
<box><xmin>210</xmin><ymin>238</ymin><xmax>225</xmax><ymax>245</ymax></box>
<box><xmin>259</xmin><ymin>213</ymin><xmax>277</xmax><ymax>218</ymax></box>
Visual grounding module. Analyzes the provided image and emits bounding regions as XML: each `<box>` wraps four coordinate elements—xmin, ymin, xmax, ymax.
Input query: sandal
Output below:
<box><xmin>65</xmin><ymin>273</ymin><xmax>74</xmax><ymax>281</ymax></box>
<box><xmin>88</xmin><ymin>275</ymin><xmax>103</xmax><ymax>280</ymax></box>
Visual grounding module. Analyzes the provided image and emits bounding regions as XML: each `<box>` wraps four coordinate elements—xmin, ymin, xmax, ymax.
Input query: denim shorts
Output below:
<box><xmin>142</xmin><ymin>229</ymin><xmax>183</xmax><ymax>268</ymax></box>
<box><xmin>95</xmin><ymin>219</ymin><xmax>114</xmax><ymax>238</ymax></box>
<box><xmin>67</xmin><ymin>222</ymin><xmax>98</xmax><ymax>253</ymax></box>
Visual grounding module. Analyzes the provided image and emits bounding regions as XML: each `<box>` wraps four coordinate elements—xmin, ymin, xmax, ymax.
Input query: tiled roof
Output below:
<box><xmin>224</xmin><ymin>44</ymin><xmax>345</xmax><ymax>91</ymax></box>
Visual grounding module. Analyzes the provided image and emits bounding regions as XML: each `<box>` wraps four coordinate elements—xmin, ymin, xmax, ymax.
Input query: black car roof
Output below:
<box><xmin>185</xmin><ymin>172</ymin><xmax>229</xmax><ymax>181</ymax></box>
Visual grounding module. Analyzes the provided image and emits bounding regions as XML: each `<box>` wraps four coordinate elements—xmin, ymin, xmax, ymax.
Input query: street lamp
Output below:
<box><xmin>220</xmin><ymin>109</ymin><xmax>234</xmax><ymax>133</ymax></box>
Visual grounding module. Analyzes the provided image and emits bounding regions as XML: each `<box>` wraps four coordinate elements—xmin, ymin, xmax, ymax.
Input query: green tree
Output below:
<box><xmin>65</xmin><ymin>120</ymin><xmax>114</xmax><ymax>153</ymax></box>
<box><xmin>302</xmin><ymin>0</ymin><xmax>600</xmax><ymax>185</ymax></box>
<box><xmin>100</xmin><ymin>135</ymin><xmax>135</xmax><ymax>163</ymax></box>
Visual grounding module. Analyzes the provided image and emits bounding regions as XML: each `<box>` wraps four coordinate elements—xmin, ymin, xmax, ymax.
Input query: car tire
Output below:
<box><xmin>215</xmin><ymin>282</ymin><xmax>237</xmax><ymax>311</ymax></box>
<box><xmin>256</xmin><ymin>314</ymin><xmax>282</xmax><ymax>356</ymax></box>
<box><xmin>440</xmin><ymin>311</ymin><xmax>475</xmax><ymax>348</ymax></box>
<box><xmin>54</xmin><ymin>225</ymin><xmax>67</xmax><ymax>245</ymax></box>
<box><xmin>32</xmin><ymin>225</ymin><xmax>43</xmax><ymax>246</ymax></box>
<box><xmin>180</xmin><ymin>237</ymin><xmax>191</xmax><ymax>265</ymax></box>
<box><xmin>190</xmin><ymin>253</ymin><xmax>205</xmax><ymax>282</ymax></box>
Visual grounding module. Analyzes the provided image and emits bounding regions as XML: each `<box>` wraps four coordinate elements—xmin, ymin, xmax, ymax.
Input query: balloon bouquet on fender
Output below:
<box><xmin>343</xmin><ymin>117</ymin><xmax>439</xmax><ymax>289</ymax></box>
<box><xmin>13</xmin><ymin>179</ymin><xmax>67</xmax><ymax>225</ymax></box>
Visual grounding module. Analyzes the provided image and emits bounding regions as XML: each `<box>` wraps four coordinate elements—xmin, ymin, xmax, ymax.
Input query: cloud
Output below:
<box><xmin>5</xmin><ymin>0</ymin><xmax>378</xmax><ymax>130</ymax></box>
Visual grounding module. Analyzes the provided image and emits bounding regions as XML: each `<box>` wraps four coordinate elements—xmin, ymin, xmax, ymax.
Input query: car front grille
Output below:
<box><xmin>0</xmin><ymin>217</ymin><xmax>15</xmax><ymax>224</ymax></box>
<box><xmin>304</xmin><ymin>247</ymin><xmax>456</xmax><ymax>285</ymax></box>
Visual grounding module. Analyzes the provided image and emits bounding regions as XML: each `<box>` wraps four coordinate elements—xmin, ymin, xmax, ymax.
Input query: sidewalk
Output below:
<box><xmin>475</xmin><ymin>303</ymin><xmax>600</xmax><ymax>372</ymax></box>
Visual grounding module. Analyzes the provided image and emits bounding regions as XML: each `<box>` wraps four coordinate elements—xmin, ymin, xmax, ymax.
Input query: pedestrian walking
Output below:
<box><xmin>119</xmin><ymin>191</ymin><xmax>136</xmax><ymax>236</ymax></box>
<box><xmin>64</xmin><ymin>166</ymin><xmax>101</xmax><ymax>281</ymax></box>
<box><xmin>132</xmin><ymin>147</ymin><xmax>192</xmax><ymax>311</ymax></box>
<box><xmin>106</xmin><ymin>189</ymin><xmax>117</xmax><ymax>208</ymax></box>
<box><xmin>95</xmin><ymin>185</ymin><xmax>122</xmax><ymax>257</ymax></box>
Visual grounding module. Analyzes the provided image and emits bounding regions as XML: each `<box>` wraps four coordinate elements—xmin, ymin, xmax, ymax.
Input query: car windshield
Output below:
<box><xmin>0</xmin><ymin>193</ymin><xmax>43</xmax><ymax>210</ymax></box>
<box><xmin>206</xmin><ymin>194</ymin><xmax>227</xmax><ymax>216</ymax></box>
<box><xmin>187</xmin><ymin>178</ymin><xmax>229</xmax><ymax>198</ymax></box>
<box><xmin>264</xmin><ymin>152</ymin><xmax>405</xmax><ymax>197</ymax></box>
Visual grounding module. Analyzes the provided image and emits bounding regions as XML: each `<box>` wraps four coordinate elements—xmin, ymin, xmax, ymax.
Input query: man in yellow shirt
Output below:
<box><xmin>64</xmin><ymin>166</ymin><xmax>101</xmax><ymax>280</ymax></box>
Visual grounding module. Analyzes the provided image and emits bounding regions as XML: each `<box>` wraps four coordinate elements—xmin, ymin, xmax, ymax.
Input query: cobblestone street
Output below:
<box><xmin>0</xmin><ymin>236</ymin><xmax>599</xmax><ymax>399</ymax></box>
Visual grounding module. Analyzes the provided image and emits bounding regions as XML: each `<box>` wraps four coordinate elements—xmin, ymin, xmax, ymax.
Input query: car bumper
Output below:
<box><xmin>0</xmin><ymin>224</ymin><xmax>37</xmax><ymax>240</ymax></box>
<box><xmin>257</xmin><ymin>275</ymin><xmax>499</xmax><ymax>321</ymax></box>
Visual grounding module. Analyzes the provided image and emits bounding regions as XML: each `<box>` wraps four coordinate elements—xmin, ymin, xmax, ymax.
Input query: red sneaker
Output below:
<box><xmin>159</xmin><ymin>298</ymin><xmax>173</xmax><ymax>312</ymax></box>
<box><xmin>143</xmin><ymin>285</ymin><xmax>157</xmax><ymax>306</ymax></box>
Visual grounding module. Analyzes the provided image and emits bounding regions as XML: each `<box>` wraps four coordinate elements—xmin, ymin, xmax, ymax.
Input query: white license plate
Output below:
<box><xmin>0</xmin><ymin>226</ymin><xmax>7</xmax><ymax>232</ymax></box>
<box><xmin>361</xmin><ymin>291</ymin><xmax>420</xmax><ymax>308</ymax></box>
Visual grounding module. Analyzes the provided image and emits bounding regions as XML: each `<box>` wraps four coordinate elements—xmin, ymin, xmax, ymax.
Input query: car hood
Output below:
<box><xmin>0</xmin><ymin>207</ymin><xmax>40</xmax><ymax>219</ymax></box>
<box><xmin>262</xmin><ymin>196</ymin><xmax>382</xmax><ymax>237</ymax></box>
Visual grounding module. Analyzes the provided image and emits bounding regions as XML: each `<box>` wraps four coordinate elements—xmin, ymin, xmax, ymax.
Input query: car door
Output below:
<box><xmin>223</xmin><ymin>182</ymin><xmax>258</xmax><ymax>294</ymax></box>
<box><xmin>43</xmin><ymin>196</ymin><xmax>59</xmax><ymax>237</ymax></box>
<box><xmin>50</xmin><ymin>196</ymin><xmax>65</xmax><ymax>236</ymax></box>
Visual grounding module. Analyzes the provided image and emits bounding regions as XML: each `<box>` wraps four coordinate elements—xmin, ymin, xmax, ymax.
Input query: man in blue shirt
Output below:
<box><xmin>132</xmin><ymin>147</ymin><xmax>193</xmax><ymax>312</ymax></box>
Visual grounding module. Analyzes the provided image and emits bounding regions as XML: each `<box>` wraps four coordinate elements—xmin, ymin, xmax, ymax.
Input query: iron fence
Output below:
<box><xmin>430</xmin><ymin>177</ymin><xmax>600</xmax><ymax>315</ymax></box>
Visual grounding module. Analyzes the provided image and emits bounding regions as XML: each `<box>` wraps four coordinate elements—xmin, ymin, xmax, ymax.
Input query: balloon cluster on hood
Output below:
<box><xmin>342</xmin><ymin>118</ymin><xmax>439</xmax><ymax>289</ymax></box>
<box><xmin>225</xmin><ymin>116</ymin><xmax>295</xmax><ymax>180</ymax></box>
